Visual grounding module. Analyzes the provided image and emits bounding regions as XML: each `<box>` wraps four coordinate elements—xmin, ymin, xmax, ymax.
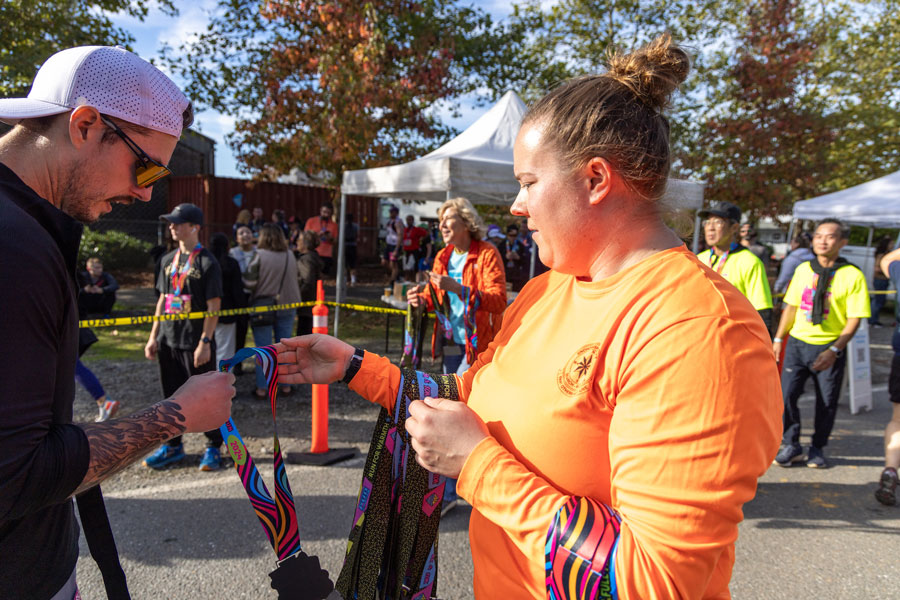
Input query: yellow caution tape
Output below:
<box><xmin>79</xmin><ymin>300</ymin><xmax>406</xmax><ymax>328</ymax></box>
<box><xmin>773</xmin><ymin>289</ymin><xmax>894</xmax><ymax>300</ymax></box>
<box><xmin>79</xmin><ymin>288</ymin><xmax>894</xmax><ymax>328</ymax></box>
<box><xmin>325</xmin><ymin>301</ymin><xmax>406</xmax><ymax>316</ymax></box>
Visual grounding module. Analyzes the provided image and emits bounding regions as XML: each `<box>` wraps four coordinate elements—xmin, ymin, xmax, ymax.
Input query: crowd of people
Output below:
<box><xmin>1</xmin><ymin>37</ymin><xmax>898</xmax><ymax>600</ymax></box>
<box><xmin>232</xmin><ymin>202</ymin><xmax>343</xmax><ymax>280</ymax></box>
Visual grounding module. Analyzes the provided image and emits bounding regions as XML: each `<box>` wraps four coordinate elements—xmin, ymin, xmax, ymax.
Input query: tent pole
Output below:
<box><xmin>691</xmin><ymin>215</ymin><xmax>702</xmax><ymax>253</ymax></box>
<box><xmin>334</xmin><ymin>193</ymin><xmax>347</xmax><ymax>338</ymax></box>
<box><xmin>865</xmin><ymin>226</ymin><xmax>874</xmax><ymax>285</ymax></box>
<box><xmin>786</xmin><ymin>220</ymin><xmax>796</xmax><ymax>251</ymax></box>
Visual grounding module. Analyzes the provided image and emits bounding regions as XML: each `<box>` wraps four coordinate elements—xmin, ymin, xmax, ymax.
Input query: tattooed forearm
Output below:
<box><xmin>73</xmin><ymin>400</ymin><xmax>187</xmax><ymax>496</ymax></box>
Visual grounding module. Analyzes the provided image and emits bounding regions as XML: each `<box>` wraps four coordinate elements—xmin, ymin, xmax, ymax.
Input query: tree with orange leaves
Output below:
<box><xmin>680</xmin><ymin>0</ymin><xmax>838</xmax><ymax>219</ymax></box>
<box><xmin>164</xmin><ymin>0</ymin><xmax>511</xmax><ymax>185</ymax></box>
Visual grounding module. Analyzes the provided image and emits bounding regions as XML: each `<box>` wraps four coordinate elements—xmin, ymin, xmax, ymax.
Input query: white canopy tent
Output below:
<box><xmin>333</xmin><ymin>91</ymin><xmax>705</xmax><ymax>333</ymax></box>
<box><xmin>792</xmin><ymin>169</ymin><xmax>900</xmax><ymax>227</ymax></box>
<box><xmin>341</xmin><ymin>90</ymin><xmax>527</xmax><ymax>205</ymax></box>
<box><xmin>789</xmin><ymin>169</ymin><xmax>900</xmax><ymax>287</ymax></box>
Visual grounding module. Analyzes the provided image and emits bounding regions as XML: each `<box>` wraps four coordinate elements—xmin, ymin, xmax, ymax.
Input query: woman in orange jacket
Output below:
<box><xmin>407</xmin><ymin>197</ymin><xmax>507</xmax><ymax>375</ymax></box>
<box><xmin>406</xmin><ymin>197</ymin><xmax>506</xmax><ymax>512</ymax></box>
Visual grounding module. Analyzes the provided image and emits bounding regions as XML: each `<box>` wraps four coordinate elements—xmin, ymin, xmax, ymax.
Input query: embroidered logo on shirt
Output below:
<box><xmin>557</xmin><ymin>344</ymin><xmax>600</xmax><ymax>396</ymax></box>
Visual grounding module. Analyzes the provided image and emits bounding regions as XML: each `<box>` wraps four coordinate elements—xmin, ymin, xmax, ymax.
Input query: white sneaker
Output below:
<box><xmin>96</xmin><ymin>399</ymin><xmax>120</xmax><ymax>422</ymax></box>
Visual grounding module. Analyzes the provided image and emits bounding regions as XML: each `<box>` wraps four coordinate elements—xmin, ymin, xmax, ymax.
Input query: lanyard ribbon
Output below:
<box><xmin>710</xmin><ymin>242</ymin><xmax>742</xmax><ymax>274</ymax></box>
<box><xmin>401</xmin><ymin>302</ymin><xmax>425</xmax><ymax>369</ymax></box>
<box><xmin>427</xmin><ymin>284</ymin><xmax>454</xmax><ymax>342</ymax></box>
<box><xmin>170</xmin><ymin>245</ymin><xmax>203</xmax><ymax>295</ymax></box>
<box><xmin>335</xmin><ymin>369</ymin><xmax>457</xmax><ymax>600</ymax></box>
<box><xmin>218</xmin><ymin>346</ymin><xmax>302</xmax><ymax>561</ymax></box>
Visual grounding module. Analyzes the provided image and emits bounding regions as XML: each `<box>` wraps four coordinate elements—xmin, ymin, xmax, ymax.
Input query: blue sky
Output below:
<box><xmin>110</xmin><ymin>1</ymin><xmax>530</xmax><ymax>178</ymax></box>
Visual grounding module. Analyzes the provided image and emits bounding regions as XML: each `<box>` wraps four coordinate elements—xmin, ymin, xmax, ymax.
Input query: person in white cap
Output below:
<box><xmin>0</xmin><ymin>46</ymin><xmax>235</xmax><ymax>599</ymax></box>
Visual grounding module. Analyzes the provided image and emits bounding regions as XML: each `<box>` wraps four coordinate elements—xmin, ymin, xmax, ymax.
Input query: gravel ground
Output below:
<box><xmin>74</xmin><ymin>353</ymin><xmax>390</xmax><ymax>464</ymax></box>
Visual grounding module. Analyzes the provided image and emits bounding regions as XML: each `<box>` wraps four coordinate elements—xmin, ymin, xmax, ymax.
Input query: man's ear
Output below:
<box><xmin>68</xmin><ymin>106</ymin><xmax>103</xmax><ymax>149</ymax></box>
<box><xmin>585</xmin><ymin>157</ymin><xmax>614</xmax><ymax>206</ymax></box>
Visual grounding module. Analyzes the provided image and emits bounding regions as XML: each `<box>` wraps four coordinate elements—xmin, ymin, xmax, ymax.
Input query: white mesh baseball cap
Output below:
<box><xmin>0</xmin><ymin>46</ymin><xmax>190</xmax><ymax>138</ymax></box>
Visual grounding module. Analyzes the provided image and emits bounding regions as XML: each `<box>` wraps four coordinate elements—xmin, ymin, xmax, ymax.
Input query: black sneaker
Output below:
<box><xmin>806</xmin><ymin>446</ymin><xmax>830</xmax><ymax>468</ymax></box>
<box><xmin>875</xmin><ymin>467</ymin><xmax>898</xmax><ymax>506</ymax></box>
<box><xmin>774</xmin><ymin>443</ymin><xmax>804</xmax><ymax>467</ymax></box>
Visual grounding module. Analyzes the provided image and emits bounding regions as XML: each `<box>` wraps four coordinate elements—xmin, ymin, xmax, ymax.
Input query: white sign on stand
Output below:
<box><xmin>847</xmin><ymin>323</ymin><xmax>873</xmax><ymax>414</ymax></box>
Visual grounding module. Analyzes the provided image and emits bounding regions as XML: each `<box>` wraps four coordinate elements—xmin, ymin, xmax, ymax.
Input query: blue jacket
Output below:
<box><xmin>775</xmin><ymin>248</ymin><xmax>815</xmax><ymax>294</ymax></box>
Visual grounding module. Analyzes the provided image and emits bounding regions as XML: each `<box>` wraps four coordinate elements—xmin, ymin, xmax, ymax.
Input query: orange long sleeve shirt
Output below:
<box><xmin>350</xmin><ymin>246</ymin><xmax>782</xmax><ymax>599</ymax></box>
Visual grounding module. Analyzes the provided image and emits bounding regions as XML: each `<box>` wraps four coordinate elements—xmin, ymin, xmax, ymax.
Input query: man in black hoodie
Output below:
<box><xmin>0</xmin><ymin>46</ymin><xmax>235</xmax><ymax>599</ymax></box>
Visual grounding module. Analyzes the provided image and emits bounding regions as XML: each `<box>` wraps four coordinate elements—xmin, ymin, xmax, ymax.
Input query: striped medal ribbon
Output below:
<box><xmin>219</xmin><ymin>347</ymin><xmax>339</xmax><ymax>599</ymax></box>
<box><xmin>218</xmin><ymin>346</ymin><xmax>302</xmax><ymax>560</ymax></box>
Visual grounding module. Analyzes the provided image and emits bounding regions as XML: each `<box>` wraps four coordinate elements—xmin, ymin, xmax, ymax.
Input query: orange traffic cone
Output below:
<box><xmin>311</xmin><ymin>281</ymin><xmax>329</xmax><ymax>453</ymax></box>
<box><xmin>286</xmin><ymin>280</ymin><xmax>355</xmax><ymax>466</ymax></box>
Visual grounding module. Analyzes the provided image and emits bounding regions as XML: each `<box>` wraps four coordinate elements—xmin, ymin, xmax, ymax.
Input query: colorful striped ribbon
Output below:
<box><xmin>546</xmin><ymin>497</ymin><xmax>621</xmax><ymax>600</ymax></box>
<box><xmin>218</xmin><ymin>346</ymin><xmax>302</xmax><ymax>561</ymax></box>
<box><xmin>462</xmin><ymin>286</ymin><xmax>481</xmax><ymax>361</ymax></box>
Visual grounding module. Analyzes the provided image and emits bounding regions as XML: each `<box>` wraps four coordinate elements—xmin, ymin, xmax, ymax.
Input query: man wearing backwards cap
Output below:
<box><xmin>696</xmin><ymin>201</ymin><xmax>774</xmax><ymax>330</ymax></box>
<box><xmin>0</xmin><ymin>46</ymin><xmax>235</xmax><ymax>599</ymax></box>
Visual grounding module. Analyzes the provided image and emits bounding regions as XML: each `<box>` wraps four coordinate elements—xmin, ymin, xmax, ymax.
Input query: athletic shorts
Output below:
<box><xmin>890</xmin><ymin>354</ymin><xmax>900</xmax><ymax>404</ymax></box>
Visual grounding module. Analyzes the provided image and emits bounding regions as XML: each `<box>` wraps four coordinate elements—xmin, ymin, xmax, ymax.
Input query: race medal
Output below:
<box><xmin>163</xmin><ymin>293</ymin><xmax>191</xmax><ymax>314</ymax></box>
<box><xmin>218</xmin><ymin>347</ymin><xmax>338</xmax><ymax>600</ymax></box>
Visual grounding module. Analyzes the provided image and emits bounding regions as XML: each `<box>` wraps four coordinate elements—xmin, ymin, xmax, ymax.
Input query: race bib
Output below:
<box><xmin>164</xmin><ymin>293</ymin><xmax>192</xmax><ymax>315</ymax></box>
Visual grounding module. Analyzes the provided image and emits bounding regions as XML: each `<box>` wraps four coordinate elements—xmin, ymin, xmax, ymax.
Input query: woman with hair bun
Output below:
<box><xmin>276</xmin><ymin>34</ymin><xmax>781</xmax><ymax>598</ymax></box>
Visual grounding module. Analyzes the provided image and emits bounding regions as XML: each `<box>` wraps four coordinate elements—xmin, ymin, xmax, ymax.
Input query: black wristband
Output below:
<box><xmin>342</xmin><ymin>347</ymin><xmax>365</xmax><ymax>384</ymax></box>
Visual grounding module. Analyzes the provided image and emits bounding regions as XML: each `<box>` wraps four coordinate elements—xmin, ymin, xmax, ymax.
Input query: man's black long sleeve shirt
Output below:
<box><xmin>0</xmin><ymin>162</ymin><xmax>92</xmax><ymax>598</ymax></box>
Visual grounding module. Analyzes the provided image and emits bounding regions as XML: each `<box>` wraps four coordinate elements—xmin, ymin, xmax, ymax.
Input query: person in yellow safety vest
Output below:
<box><xmin>697</xmin><ymin>201</ymin><xmax>773</xmax><ymax>331</ymax></box>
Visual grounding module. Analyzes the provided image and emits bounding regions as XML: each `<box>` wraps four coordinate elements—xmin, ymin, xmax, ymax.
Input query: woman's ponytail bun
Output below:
<box><xmin>606</xmin><ymin>33</ymin><xmax>690</xmax><ymax>111</ymax></box>
<box><xmin>522</xmin><ymin>33</ymin><xmax>691</xmax><ymax>201</ymax></box>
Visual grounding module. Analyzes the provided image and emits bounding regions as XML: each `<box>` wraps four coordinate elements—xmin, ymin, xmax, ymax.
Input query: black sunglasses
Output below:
<box><xmin>99</xmin><ymin>115</ymin><xmax>171</xmax><ymax>188</ymax></box>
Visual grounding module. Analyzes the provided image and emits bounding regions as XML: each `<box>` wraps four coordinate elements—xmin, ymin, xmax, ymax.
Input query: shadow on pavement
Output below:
<box><xmin>104</xmin><ymin>489</ymin><xmax>471</xmax><ymax>566</ymax></box>
<box><xmin>745</xmin><ymin>480</ymin><xmax>900</xmax><ymax>529</ymax></box>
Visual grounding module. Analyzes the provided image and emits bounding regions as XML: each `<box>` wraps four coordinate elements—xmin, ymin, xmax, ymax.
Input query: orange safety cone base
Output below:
<box><xmin>284</xmin><ymin>447</ymin><xmax>357</xmax><ymax>467</ymax></box>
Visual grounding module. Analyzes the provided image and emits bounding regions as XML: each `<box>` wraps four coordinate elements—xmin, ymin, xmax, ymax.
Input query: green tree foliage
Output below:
<box><xmin>0</xmin><ymin>0</ymin><xmax>177</xmax><ymax>98</ymax></box>
<box><xmin>79</xmin><ymin>228</ymin><xmax>152</xmax><ymax>271</ymax></box>
<box><xmin>486</xmin><ymin>0</ymin><xmax>735</xmax><ymax>103</ymax></box>
<box><xmin>684</xmin><ymin>0</ymin><xmax>900</xmax><ymax>219</ymax></box>
<box><xmin>163</xmin><ymin>0</ymin><xmax>514</xmax><ymax>185</ymax></box>
<box><xmin>812</xmin><ymin>0</ymin><xmax>900</xmax><ymax>189</ymax></box>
